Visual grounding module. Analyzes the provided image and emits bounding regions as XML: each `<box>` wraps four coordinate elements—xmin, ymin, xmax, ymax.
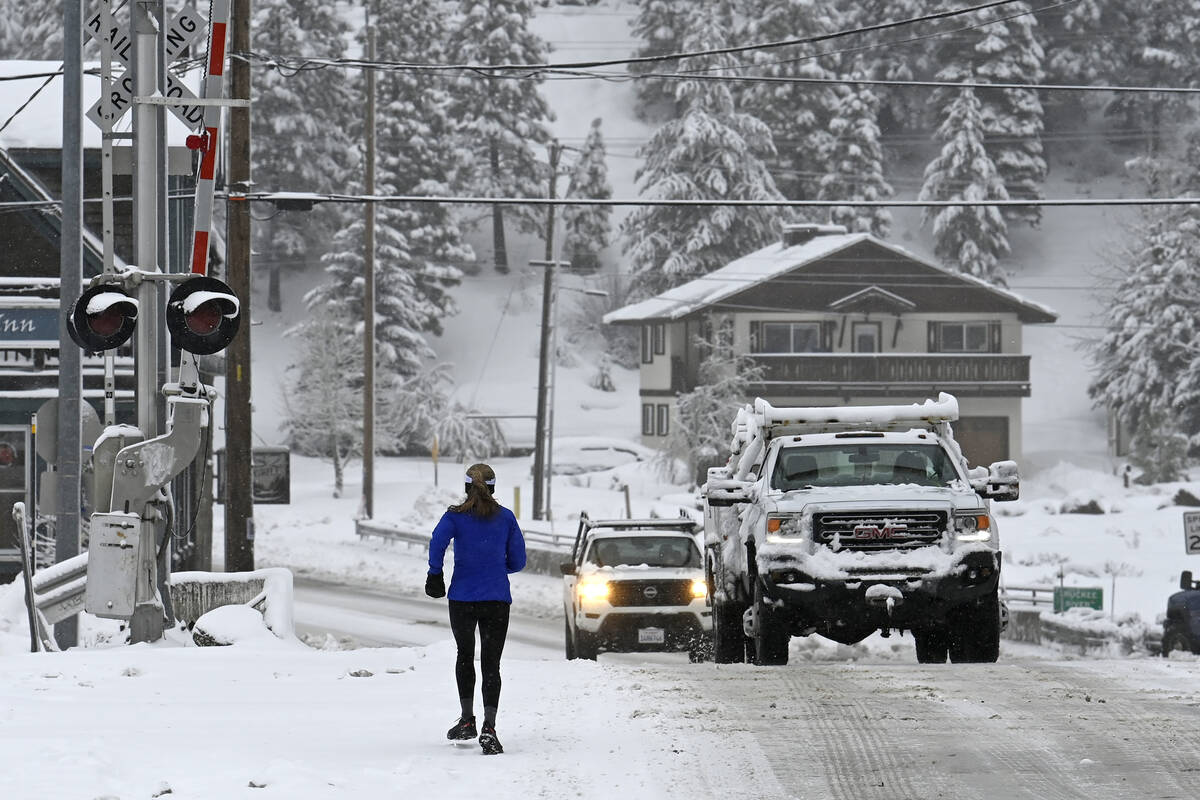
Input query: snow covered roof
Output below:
<box><xmin>0</xmin><ymin>61</ymin><xmax>193</xmax><ymax>150</ymax></box>
<box><xmin>605</xmin><ymin>230</ymin><xmax>1058</xmax><ymax>325</ymax></box>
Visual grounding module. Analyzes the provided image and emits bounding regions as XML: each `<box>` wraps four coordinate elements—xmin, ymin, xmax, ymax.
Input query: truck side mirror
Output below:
<box><xmin>560</xmin><ymin>562</ymin><xmax>577</xmax><ymax>576</ymax></box>
<box><xmin>971</xmin><ymin>460</ymin><xmax>1019</xmax><ymax>501</ymax></box>
<box><xmin>1183</xmin><ymin>570</ymin><xmax>1195</xmax><ymax>591</ymax></box>
<box><xmin>704</xmin><ymin>476</ymin><xmax>754</xmax><ymax>507</ymax></box>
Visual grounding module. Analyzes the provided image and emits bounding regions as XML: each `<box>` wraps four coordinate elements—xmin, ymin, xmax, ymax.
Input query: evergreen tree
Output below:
<box><xmin>1044</xmin><ymin>0</ymin><xmax>1134</xmax><ymax>85</ymax></box>
<box><xmin>561</xmin><ymin>118</ymin><xmax>613</xmax><ymax>275</ymax></box>
<box><xmin>836</xmin><ymin>0</ymin><xmax>927</xmax><ymax>131</ymax></box>
<box><xmin>251</xmin><ymin>0</ymin><xmax>353</xmax><ymax>312</ymax></box>
<box><xmin>817</xmin><ymin>58</ymin><xmax>892</xmax><ymax>237</ymax></box>
<box><xmin>373</xmin><ymin>0</ymin><xmax>474</xmax><ymax>298</ymax></box>
<box><xmin>1103</xmin><ymin>0</ymin><xmax>1200</xmax><ymax>157</ymax></box>
<box><xmin>307</xmin><ymin>175</ymin><xmax>462</xmax><ymax>379</ymax></box>
<box><xmin>736</xmin><ymin>0</ymin><xmax>841</xmax><ymax>205</ymax></box>
<box><xmin>445</xmin><ymin>0</ymin><xmax>554</xmax><ymax>273</ymax></box>
<box><xmin>0</xmin><ymin>5</ymin><xmax>62</xmax><ymax>59</ymax></box>
<box><xmin>918</xmin><ymin>86</ymin><xmax>1010</xmax><ymax>285</ymax></box>
<box><xmin>622</xmin><ymin>6</ymin><xmax>784</xmax><ymax>300</ymax></box>
<box><xmin>1089</xmin><ymin>152</ymin><xmax>1200</xmax><ymax>444</ymax></box>
<box><xmin>628</xmin><ymin>0</ymin><xmax>691</xmax><ymax>121</ymax></box>
<box><xmin>281</xmin><ymin>308</ymin><xmax>362</xmax><ymax>497</ymax></box>
<box><xmin>933</xmin><ymin>0</ymin><xmax>1046</xmax><ymax>226</ymax></box>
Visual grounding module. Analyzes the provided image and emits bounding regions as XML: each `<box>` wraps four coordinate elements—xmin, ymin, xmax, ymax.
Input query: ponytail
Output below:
<box><xmin>448</xmin><ymin>462</ymin><xmax>502</xmax><ymax>518</ymax></box>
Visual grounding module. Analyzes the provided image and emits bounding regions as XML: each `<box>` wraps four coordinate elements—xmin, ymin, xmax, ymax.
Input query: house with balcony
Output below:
<box><xmin>603</xmin><ymin>224</ymin><xmax>1058</xmax><ymax>467</ymax></box>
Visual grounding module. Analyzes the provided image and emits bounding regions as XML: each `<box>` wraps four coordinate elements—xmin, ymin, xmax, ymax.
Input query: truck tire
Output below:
<box><xmin>913</xmin><ymin>627</ymin><xmax>949</xmax><ymax>663</ymax></box>
<box><xmin>712</xmin><ymin>599</ymin><xmax>747</xmax><ymax>663</ymax></box>
<box><xmin>753</xmin><ymin>583</ymin><xmax>790</xmax><ymax>666</ymax></box>
<box><xmin>948</xmin><ymin>594</ymin><xmax>1001</xmax><ymax>663</ymax></box>
<box><xmin>564</xmin><ymin>619</ymin><xmax>577</xmax><ymax>660</ymax></box>
<box><xmin>574</xmin><ymin>628</ymin><xmax>599</xmax><ymax>661</ymax></box>
<box><xmin>1162</xmin><ymin>630</ymin><xmax>1196</xmax><ymax>656</ymax></box>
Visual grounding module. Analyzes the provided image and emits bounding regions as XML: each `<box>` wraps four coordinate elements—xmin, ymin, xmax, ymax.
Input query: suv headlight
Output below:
<box><xmin>577</xmin><ymin>578</ymin><xmax>610</xmax><ymax>601</ymax></box>
<box><xmin>690</xmin><ymin>579</ymin><xmax>707</xmax><ymax>599</ymax></box>
<box><xmin>954</xmin><ymin>512</ymin><xmax>992</xmax><ymax>542</ymax></box>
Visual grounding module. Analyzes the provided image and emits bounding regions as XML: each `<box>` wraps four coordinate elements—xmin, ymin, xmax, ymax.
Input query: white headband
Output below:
<box><xmin>466</xmin><ymin>474</ymin><xmax>496</xmax><ymax>485</ymax></box>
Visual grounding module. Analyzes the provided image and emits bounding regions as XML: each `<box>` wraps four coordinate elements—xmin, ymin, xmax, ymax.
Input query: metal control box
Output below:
<box><xmin>84</xmin><ymin>512</ymin><xmax>142</xmax><ymax>619</ymax></box>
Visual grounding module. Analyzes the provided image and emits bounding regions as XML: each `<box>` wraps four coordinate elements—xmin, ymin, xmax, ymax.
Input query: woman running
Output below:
<box><xmin>425</xmin><ymin>462</ymin><xmax>527</xmax><ymax>755</ymax></box>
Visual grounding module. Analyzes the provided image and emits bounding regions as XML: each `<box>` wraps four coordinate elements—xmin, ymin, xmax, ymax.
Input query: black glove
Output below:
<box><xmin>425</xmin><ymin>572</ymin><xmax>446</xmax><ymax>598</ymax></box>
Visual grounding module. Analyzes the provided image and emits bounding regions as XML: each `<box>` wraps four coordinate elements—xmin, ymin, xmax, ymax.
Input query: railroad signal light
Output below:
<box><xmin>67</xmin><ymin>285</ymin><xmax>140</xmax><ymax>353</ymax></box>
<box><xmin>166</xmin><ymin>276</ymin><xmax>241</xmax><ymax>355</ymax></box>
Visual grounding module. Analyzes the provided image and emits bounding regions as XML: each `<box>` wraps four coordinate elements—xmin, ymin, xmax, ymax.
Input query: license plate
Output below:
<box><xmin>638</xmin><ymin>627</ymin><xmax>665</xmax><ymax>644</ymax></box>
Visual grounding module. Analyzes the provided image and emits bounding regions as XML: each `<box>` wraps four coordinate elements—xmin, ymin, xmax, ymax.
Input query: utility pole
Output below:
<box><xmin>225</xmin><ymin>0</ymin><xmax>255</xmax><ymax>572</ymax></box>
<box><xmin>55</xmin><ymin>0</ymin><xmax>84</xmax><ymax>650</ymax></box>
<box><xmin>531</xmin><ymin>141</ymin><xmax>562</xmax><ymax>521</ymax></box>
<box><xmin>361</xmin><ymin>22</ymin><xmax>376</xmax><ymax>520</ymax></box>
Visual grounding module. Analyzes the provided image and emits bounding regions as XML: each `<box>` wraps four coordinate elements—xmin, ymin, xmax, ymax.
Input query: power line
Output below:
<box><xmin>223</xmin><ymin>191</ymin><xmax>1200</xmax><ymax>209</ymax></box>
<box><xmin>237</xmin><ymin>0</ymin><xmax>1041</xmax><ymax>75</ymax></box>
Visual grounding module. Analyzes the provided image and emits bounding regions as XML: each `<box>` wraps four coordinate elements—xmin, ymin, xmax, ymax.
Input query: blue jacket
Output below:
<box><xmin>428</xmin><ymin>507</ymin><xmax>527</xmax><ymax>603</ymax></box>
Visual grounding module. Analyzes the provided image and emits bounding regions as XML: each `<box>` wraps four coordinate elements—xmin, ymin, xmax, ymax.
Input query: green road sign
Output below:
<box><xmin>1053</xmin><ymin>586</ymin><xmax>1103</xmax><ymax>612</ymax></box>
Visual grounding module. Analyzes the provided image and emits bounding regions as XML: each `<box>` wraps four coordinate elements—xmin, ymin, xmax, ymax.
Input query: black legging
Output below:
<box><xmin>448</xmin><ymin>600</ymin><xmax>511</xmax><ymax>709</ymax></box>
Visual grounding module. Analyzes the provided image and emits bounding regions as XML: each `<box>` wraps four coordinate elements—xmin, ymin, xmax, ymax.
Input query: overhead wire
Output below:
<box><xmin>234</xmin><ymin>0</ymin><xmax>1047</xmax><ymax>76</ymax></box>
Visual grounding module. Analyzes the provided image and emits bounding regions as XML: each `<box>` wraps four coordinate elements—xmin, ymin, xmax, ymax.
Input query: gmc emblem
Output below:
<box><xmin>853</xmin><ymin>524</ymin><xmax>908</xmax><ymax>539</ymax></box>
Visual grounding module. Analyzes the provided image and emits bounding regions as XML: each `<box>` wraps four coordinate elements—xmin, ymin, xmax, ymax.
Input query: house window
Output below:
<box><xmin>852</xmin><ymin>322</ymin><xmax>881</xmax><ymax>353</ymax></box>
<box><xmin>656</xmin><ymin>404</ymin><xmax>670</xmax><ymax>436</ymax></box>
<box><xmin>653</xmin><ymin>323</ymin><xmax>666</xmax><ymax>355</ymax></box>
<box><xmin>938</xmin><ymin>322</ymin><xmax>992</xmax><ymax>353</ymax></box>
<box><xmin>759</xmin><ymin>322</ymin><xmax>822</xmax><ymax>353</ymax></box>
<box><xmin>641</xmin><ymin>326</ymin><xmax>653</xmax><ymax>363</ymax></box>
<box><xmin>642</xmin><ymin>403</ymin><xmax>655</xmax><ymax>435</ymax></box>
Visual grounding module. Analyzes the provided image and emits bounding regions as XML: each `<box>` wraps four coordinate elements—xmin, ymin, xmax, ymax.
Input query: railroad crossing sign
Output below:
<box><xmin>1184</xmin><ymin>511</ymin><xmax>1200</xmax><ymax>555</ymax></box>
<box><xmin>83</xmin><ymin>3</ymin><xmax>207</xmax><ymax>129</ymax></box>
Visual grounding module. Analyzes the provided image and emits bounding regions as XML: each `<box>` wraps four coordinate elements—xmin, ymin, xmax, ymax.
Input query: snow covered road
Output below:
<box><xmin>292</xmin><ymin>577</ymin><xmax>563</xmax><ymax>657</ymax></box>
<box><xmin>635</xmin><ymin>658</ymin><xmax>1200</xmax><ymax>800</ymax></box>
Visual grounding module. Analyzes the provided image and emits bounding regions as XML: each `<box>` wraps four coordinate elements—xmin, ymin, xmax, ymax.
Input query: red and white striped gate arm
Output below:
<box><xmin>188</xmin><ymin>0</ymin><xmax>231</xmax><ymax>276</ymax></box>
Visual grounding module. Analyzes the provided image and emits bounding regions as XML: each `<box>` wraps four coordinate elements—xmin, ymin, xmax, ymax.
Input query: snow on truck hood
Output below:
<box><xmin>765</xmin><ymin>482</ymin><xmax>985</xmax><ymax>514</ymax></box>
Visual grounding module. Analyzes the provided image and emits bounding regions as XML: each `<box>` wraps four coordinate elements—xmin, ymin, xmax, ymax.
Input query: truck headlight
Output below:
<box><xmin>954</xmin><ymin>512</ymin><xmax>992</xmax><ymax>542</ymax></box>
<box><xmin>765</xmin><ymin>514</ymin><xmax>804</xmax><ymax>543</ymax></box>
<box><xmin>690</xmin><ymin>579</ymin><xmax>707</xmax><ymax>599</ymax></box>
<box><xmin>577</xmin><ymin>579</ymin><xmax>610</xmax><ymax>601</ymax></box>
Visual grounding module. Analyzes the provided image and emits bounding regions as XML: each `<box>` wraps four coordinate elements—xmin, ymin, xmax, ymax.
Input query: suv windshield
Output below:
<box><xmin>585</xmin><ymin>536</ymin><xmax>701</xmax><ymax>568</ymax></box>
<box><xmin>770</xmin><ymin>443</ymin><xmax>961</xmax><ymax>490</ymax></box>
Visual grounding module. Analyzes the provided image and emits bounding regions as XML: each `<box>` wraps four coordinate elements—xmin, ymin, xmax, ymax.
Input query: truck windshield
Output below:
<box><xmin>585</xmin><ymin>536</ymin><xmax>701</xmax><ymax>568</ymax></box>
<box><xmin>770</xmin><ymin>443</ymin><xmax>961</xmax><ymax>490</ymax></box>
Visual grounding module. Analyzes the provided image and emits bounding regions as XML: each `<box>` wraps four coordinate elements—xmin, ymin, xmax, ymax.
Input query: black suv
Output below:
<box><xmin>1162</xmin><ymin>571</ymin><xmax>1200</xmax><ymax>656</ymax></box>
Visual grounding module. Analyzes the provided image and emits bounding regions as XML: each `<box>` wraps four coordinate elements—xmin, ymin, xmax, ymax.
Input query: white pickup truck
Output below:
<box><xmin>560</xmin><ymin>514</ymin><xmax>712</xmax><ymax>661</ymax></box>
<box><xmin>702</xmin><ymin>393</ymin><xmax>1018</xmax><ymax>665</ymax></box>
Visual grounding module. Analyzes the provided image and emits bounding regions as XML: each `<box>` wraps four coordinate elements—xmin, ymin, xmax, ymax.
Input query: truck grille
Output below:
<box><xmin>813</xmin><ymin>510</ymin><xmax>947</xmax><ymax>552</ymax></box>
<box><xmin>609</xmin><ymin>579</ymin><xmax>694</xmax><ymax>607</ymax></box>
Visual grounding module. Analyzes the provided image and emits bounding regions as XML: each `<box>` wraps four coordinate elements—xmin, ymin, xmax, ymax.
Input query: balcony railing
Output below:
<box><xmin>741</xmin><ymin>353</ymin><xmax>1032</xmax><ymax>397</ymax></box>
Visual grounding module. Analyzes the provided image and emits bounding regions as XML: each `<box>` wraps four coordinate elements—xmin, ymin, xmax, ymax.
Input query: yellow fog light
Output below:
<box><xmin>690</xmin><ymin>579</ymin><xmax>708</xmax><ymax>599</ymax></box>
<box><xmin>577</xmin><ymin>579</ymin><xmax>610</xmax><ymax>601</ymax></box>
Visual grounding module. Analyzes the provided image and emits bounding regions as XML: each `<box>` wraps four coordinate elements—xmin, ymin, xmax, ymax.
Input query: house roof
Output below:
<box><xmin>0</xmin><ymin>147</ymin><xmax>125</xmax><ymax>276</ymax></box>
<box><xmin>604</xmin><ymin>231</ymin><xmax>1059</xmax><ymax>325</ymax></box>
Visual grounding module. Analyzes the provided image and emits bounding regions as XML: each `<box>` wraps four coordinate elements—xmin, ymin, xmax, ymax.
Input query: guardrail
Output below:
<box><xmin>1001</xmin><ymin>584</ymin><xmax>1055</xmax><ymax>608</ymax></box>
<box><xmin>354</xmin><ymin>518</ymin><xmax>573</xmax><ymax>576</ymax></box>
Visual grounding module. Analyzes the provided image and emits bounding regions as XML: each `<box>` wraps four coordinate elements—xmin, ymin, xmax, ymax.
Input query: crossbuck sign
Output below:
<box><xmin>83</xmin><ymin>3</ymin><xmax>207</xmax><ymax>129</ymax></box>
